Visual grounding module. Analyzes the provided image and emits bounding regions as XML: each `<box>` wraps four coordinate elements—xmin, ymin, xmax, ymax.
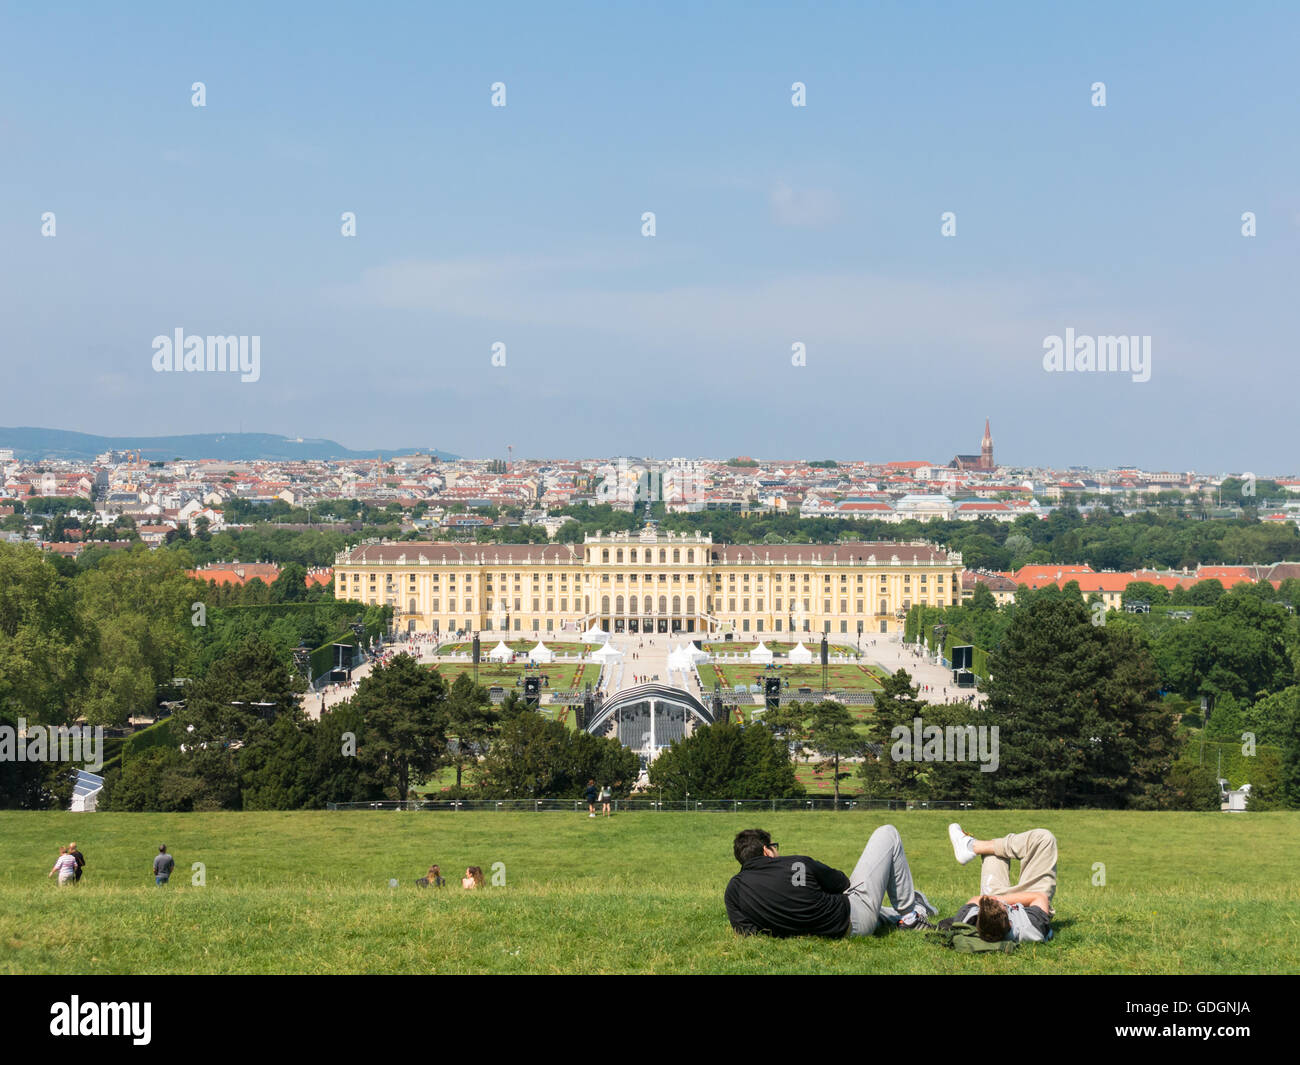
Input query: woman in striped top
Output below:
<box><xmin>49</xmin><ymin>846</ymin><xmax>78</xmax><ymax>885</ymax></box>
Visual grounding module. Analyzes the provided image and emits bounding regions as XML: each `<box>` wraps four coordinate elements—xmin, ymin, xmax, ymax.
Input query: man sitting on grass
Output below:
<box><xmin>945</xmin><ymin>823</ymin><xmax>1056</xmax><ymax>943</ymax></box>
<box><xmin>725</xmin><ymin>825</ymin><xmax>936</xmax><ymax>938</ymax></box>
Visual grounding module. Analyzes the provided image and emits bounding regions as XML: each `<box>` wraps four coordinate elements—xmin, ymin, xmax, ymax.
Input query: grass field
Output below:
<box><xmin>795</xmin><ymin>762</ymin><xmax>863</xmax><ymax>795</ymax></box>
<box><xmin>4</xmin><ymin>811</ymin><xmax>1297</xmax><ymax>974</ymax></box>
<box><xmin>698</xmin><ymin>662</ymin><xmax>885</xmax><ymax>703</ymax></box>
<box><xmin>429</xmin><ymin>661</ymin><xmax>595</xmax><ymax>693</ymax></box>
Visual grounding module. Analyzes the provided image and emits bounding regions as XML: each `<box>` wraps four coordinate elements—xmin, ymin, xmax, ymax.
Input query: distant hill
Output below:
<box><xmin>0</xmin><ymin>427</ymin><xmax>459</xmax><ymax>462</ymax></box>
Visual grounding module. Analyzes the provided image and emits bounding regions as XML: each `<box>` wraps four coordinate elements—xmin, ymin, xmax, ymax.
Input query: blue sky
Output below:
<box><xmin>2</xmin><ymin>2</ymin><xmax>1297</xmax><ymax>471</ymax></box>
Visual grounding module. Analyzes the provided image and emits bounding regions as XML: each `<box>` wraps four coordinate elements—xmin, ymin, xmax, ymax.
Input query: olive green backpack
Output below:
<box><xmin>926</xmin><ymin>919</ymin><xmax>1018</xmax><ymax>954</ymax></box>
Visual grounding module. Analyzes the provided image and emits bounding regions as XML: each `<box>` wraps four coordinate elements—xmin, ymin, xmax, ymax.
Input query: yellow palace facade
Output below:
<box><xmin>334</xmin><ymin>527</ymin><xmax>962</xmax><ymax>639</ymax></box>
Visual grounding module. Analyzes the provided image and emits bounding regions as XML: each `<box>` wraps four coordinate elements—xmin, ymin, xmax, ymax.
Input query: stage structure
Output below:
<box><xmin>584</xmin><ymin>682</ymin><xmax>723</xmax><ymax>763</ymax></box>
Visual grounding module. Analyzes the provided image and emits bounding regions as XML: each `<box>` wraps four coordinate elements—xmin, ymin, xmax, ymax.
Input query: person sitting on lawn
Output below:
<box><xmin>462</xmin><ymin>866</ymin><xmax>485</xmax><ymax>890</ymax></box>
<box><xmin>945</xmin><ymin>823</ymin><xmax>1056</xmax><ymax>943</ymax></box>
<box><xmin>416</xmin><ymin>864</ymin><xmax>445</xmax><ymax>888</ymax></box>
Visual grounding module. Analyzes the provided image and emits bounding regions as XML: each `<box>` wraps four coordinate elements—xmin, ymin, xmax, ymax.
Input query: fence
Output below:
<box><xmin>325</xmin><ymin>798</ymin><xmax>979</xmax><ymax>812</ymax></box>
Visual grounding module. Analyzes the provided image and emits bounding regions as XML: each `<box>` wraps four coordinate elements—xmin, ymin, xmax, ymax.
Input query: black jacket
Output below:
<box><xmin>725</xmin><ymin>855</ymin><xmax>851</xmax><ymax>938</ymax></box>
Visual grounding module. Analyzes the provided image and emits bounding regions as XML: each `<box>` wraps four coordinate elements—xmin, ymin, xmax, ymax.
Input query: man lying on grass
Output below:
<box><xmin>944</xmin><ymin>823</ymin><xmax>1056</xmax><ymax>943</ymax></box>
<box><xmin>725</xmin><ymin>825</ymin><xmax>937</xmax><ymax>938</ymax></box>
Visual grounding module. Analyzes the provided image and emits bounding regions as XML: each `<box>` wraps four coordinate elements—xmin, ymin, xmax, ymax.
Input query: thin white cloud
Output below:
<box><xmin>327</xmin><ymin>254</ymin><xmax>1174</xmax><ymax>364</ymax></box>
<box><xmin>769</xmin><ymin>180</ymin><xmax>840</xmax><ymax>228</ymax></box>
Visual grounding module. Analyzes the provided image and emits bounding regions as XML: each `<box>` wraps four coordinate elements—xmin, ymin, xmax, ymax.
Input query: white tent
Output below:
<box><xmin>488</xmin><ymin>640</ymin><xmax>514</xmax><ymax>662</ymax></box>
<box><xmin>667</xmin><ymin>645</ymin><xmax>692</xmax><ymax>672</ymax></box>
<box><xmin>528</xmin><ymin>641</ymin><xmax>554</xmax><ymax>663</ymax></box>
<box><xmin>750</xmin><ymin>641</ymin><xmax>774</xmax><ymax>664</ymax></box>
<box><xmin>788</xmin><ymin>641</ymin><xmax>814</xmax><ymax>664</ymax></box>
<box><xmin>582</xmin><ymin>624</ymin><xmax>609</xmax><ymax>643</ymax></box>
<box><xmin>70</xmin><ymin>769</ymin><xmax>104</xmax><ymax>812</ymax></box>
<box><xmin>590</xmin><ymin>642</ymin><xmax>624</xmax><ymax>663</ymax></box>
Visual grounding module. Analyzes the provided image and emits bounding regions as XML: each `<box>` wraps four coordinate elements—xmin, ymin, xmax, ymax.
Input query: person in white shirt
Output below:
<box><xmin>49</xmin><ymin>846</ymin><xmax>78</xmax><ymax>886</ymax></box>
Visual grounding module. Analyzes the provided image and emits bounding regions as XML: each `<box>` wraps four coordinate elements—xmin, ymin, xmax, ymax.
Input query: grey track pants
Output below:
<box><xmin>845</xmin><ymin>825</ymin><xmax>934</xmax><ymax>937</ymax></box>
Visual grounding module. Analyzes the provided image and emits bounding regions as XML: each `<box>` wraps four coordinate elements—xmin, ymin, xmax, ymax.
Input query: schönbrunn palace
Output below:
<box><xmin>333</xmin><ymin>527</ymin><xmax>962</xmax><ymax>639</ymax></box>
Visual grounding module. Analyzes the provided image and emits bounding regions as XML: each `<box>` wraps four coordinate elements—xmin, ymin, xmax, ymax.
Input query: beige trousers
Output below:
<box><xmin>980</xmin><ymin>829</ymin><xmax>1058</xmax><ymax>908</ymax></box>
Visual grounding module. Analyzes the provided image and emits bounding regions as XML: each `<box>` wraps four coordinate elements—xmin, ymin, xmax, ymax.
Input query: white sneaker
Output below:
<box><xmin>948</xmin><ymin>823</ymin><xmax>976</xmax><ymax>865</ymax></box>
<box><xmin>589</xmin><ymin>813</ymin><xmax>596</xmax><ymax>818</ymax></box>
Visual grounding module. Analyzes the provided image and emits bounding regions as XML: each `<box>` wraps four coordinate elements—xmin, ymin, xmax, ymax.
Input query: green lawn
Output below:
<box><xmin>705</xmin><ymin>662</ymin><xmax>884</xmax><ymax>693</ymax></box>
<box><xmin>795</xmin><ymin>762</ymin><xmax>864</xmax><ymax>795</ymax></box>
<box><xmin>4</xmin><ymin>811</ymin><xmax>1296</xmax><ymax>974</ymax></box>
<box><xmin>430</xmin><ymin>661</ymin><xmax>596</xmax><ymax>692</ymax></box>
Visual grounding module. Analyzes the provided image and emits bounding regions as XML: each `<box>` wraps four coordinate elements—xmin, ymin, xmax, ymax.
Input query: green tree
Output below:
<box><xmin>103</xmin><ymin>745</ymin><xmax>210</xmax><ymax>811</ymax></box>
<box><xmin>444</xmin><ymin>672</ymin><xmax>499</xmax><ymax>788</ymax></box>
<box><xmin>1162</xmin><ymin>761</ymin><xmax>1222</xmax><ymax>811</ymax></box>
<box><xmin>857</xmin><ymin>669</ymin><xmax>928</xmax><ymax>799</ymax></box>
<box><xmin>239</xmin><ymin>713</ymin><xmax>319</xmax><ymax>809</ymax></box>
<box><xmin>1280</xmin><ymin>700</ymin><xmax>1300</xmax><ymax>809</ymax></box>
<box><xmin>348</xmin><ymin>655</ymin><xmax>448</xmax><ymax>800</ymax></box>
<box><xmin>975</xmin><ymin>597</ymin><xmax>1177</xmax><ymax>809</ymax></box>
<box><xmin>806</xmin><ymin>700</ymin><xmax>863</xmax><ymax>808</ymax></box>
<box><xmin>73</xmin><ymin>547</ymin><xmax>202</xmax><ymax>726</ymax></box>
<box><xmin>174</xmin><ymin>633</ymin><xmax>306</xmax><ymax>808</ymax></box>
<box><xmin>0</xmin><ymin>544</ymin><xmax>87</xmax><ymax>726</ymax></box>
<box><xmin>473</xmin><ymin>709</ymin><xmax>634</xmax><ymax>798</ymax></box>
<box><xmin>270</xmin><ymin>562</ymin><xmax>308</xmax><ymax>603</ymax></box>
<box><xmin>648</xmin><ymin>719</ymin><xmax>803</xmax><ymax>800</ymax></box>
